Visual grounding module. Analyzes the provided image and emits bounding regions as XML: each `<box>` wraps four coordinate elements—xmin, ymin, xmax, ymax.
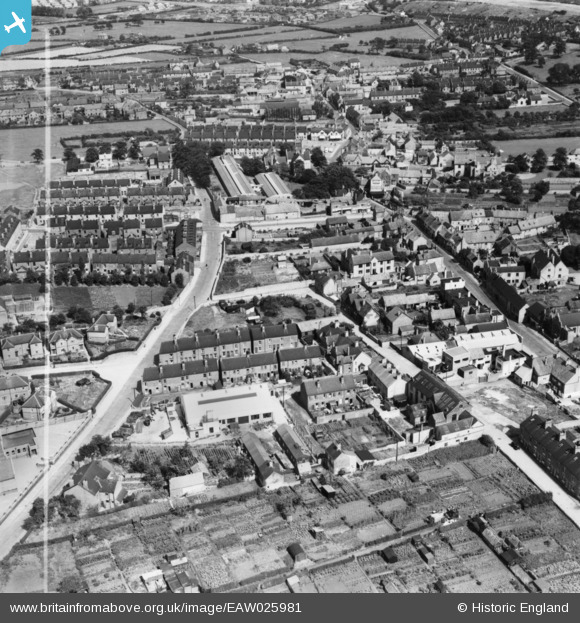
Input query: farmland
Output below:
<box><xmin>4</xmin><ymin>20</ymin><xmax>263</xmax><ymax>57</ymax></box>
<box><xmin>0</xmin><ymin>119</ymin><xmax>175</xmax><ymax>162</ymax></box>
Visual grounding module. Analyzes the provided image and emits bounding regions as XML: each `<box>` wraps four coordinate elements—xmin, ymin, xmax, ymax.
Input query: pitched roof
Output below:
<box><xmin>302</xmin><ymin>374</ymin><xmax>356</xmax><ymax>396</ymax></box>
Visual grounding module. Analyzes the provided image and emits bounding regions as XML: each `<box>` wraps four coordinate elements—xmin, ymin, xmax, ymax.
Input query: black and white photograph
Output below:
<box><xmin>0</xmin><ymin>0</ymin><xmax>580</xmax><ymax>608</ymax></box>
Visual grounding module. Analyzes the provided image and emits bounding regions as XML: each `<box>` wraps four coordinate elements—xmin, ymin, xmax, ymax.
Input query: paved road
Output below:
<box><xmin>406</xmin><ymin>219</ymin><xmax>558</xmax><ymax>358</ymax></box>
<box><xmin>0</xmin><ymin>197</ymin><xmax>225</xmax><ymax>562</ymax></box>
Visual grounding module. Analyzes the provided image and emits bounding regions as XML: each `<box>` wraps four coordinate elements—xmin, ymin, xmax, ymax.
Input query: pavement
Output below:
<box><xmin>405</xmin><ymin>218</ymin><xmax>559</xmax><ymax>358</ymax></box>
<box><xmin>469</xmin><ymin>404</ymin><xmax>580</xmax><ymax>530</ymax></box>
<box><xmin>0</xmin><ymin>196</ymin><xmax>225</xmax><ymax>562</ymax></box>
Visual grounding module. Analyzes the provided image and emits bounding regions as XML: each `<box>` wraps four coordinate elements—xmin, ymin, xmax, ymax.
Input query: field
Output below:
<box><xmin>4</xmin><ymin>20</ymin><xmax>262</xmax><ymax>56</ymax></box>
<box><xmin>0</xmin><ymin>119</ymin><xmax>175</xmax><ymax>162</ymax></box>
<box><xmin>510</xmin><ymin>44</ymin><xmax>580</xmax><ymax>85</ymax></box>
<box><xmin>215</xmin><ymin>258</ymin><xmax>301</xmax><ymax>295</ymax></box>
<box><xmin>242</xmin><ymin>51</ymin><xmax>412</xmax><ymax>68</ymax></box>
<box><xmin>320</xmin><ymin>14</ymin><xmax>385</xmax><ymax>29</ymax></box>
<box><xmin>0</xmin><ymin>162</ymin><xmax>63</xmax><ymax>208</ymax></box>
<box><xmin>33</xmin><ymin>372</ymin><xmax>109</xmax><ymax>412</ymax></box>
<box><xmin>493</xmin><ymin>136</ymin><xmax>580</xmax><ymax>157</ymax></box>
<box><xmin>405</xmin><ymin>0</ymin><xmax>580</xmax><ymax>18</ymax></box>
<box><xmin>51</xmin><ymin>286</ymin><xmax>167</xmax><ymax>315</ymax></box>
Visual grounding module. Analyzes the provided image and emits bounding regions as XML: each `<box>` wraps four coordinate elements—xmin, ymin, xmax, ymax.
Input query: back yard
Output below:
<box><xmin>32</xmin><ymin>372</ymin><xmax>110</xmax><ymax>413</ymax></box>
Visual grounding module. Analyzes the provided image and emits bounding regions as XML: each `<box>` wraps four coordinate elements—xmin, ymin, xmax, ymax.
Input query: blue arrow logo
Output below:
<box><xmin>0</xmin><ymin>2</ymin><xmax>32</xmax><ymax>55</ymax></box>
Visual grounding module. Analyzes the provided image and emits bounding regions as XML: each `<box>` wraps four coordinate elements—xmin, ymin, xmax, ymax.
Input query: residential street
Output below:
<box><xmin>472</xmin><ymin>407</ymin><xmax>580</xmax><ymax>531</ymax></box>
<box><xmin>405</xmin><ymin>218</ymin><xmax>559</xmax><ymax>357</ymax></box>
<box><xmin>0</xmin><ymin>199</ymin><xmax>224</xmax><ymax>562</ymax></box>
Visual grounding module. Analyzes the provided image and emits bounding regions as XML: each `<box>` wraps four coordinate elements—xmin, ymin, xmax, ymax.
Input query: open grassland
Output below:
<box><xmin>493</xmin><ymin>136</ymin><xmax>580</xmax><ymax>156</ymax></box>
<box><xmin>0</xmin><ymin>119</ymin><xmax>174</xmax><ymax>162</ymax></box>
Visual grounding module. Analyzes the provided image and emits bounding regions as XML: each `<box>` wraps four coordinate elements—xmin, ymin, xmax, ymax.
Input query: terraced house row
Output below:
<box><xmin>157</xmin><ymin>323</ymin><xmax>302</xmax><ymax>365</ymax></box>
<box><xmin>141</xmin><ymin>344</ymin><xmax>323</xmax><ymax>394</ymax></box>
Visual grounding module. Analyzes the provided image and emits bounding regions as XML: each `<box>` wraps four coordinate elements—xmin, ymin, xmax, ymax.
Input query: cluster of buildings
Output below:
<box><xmin>27</xmin><ymin>161</ymin><xmax>202</xmax><ymax>285</ymax></box>
<box><xmin>0</xmin><ymin>313</ymin><xmax>125</xmax><ymax>367</ymax></box>
<box><xmin>142</xmin><ymin>323</ymin><xmax>324</xmax><ymax>394</ymax></box>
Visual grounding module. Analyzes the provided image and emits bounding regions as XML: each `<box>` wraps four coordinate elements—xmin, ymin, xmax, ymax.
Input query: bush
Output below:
<box><xmin>480</xmin><ymin>434</ymin><xmax>495</xmax><ymax>449</ymax></box>
<box><xmin>520</xmin><ymin>491</ymin><xmax>553</xmax><ymax>509</ymax></box>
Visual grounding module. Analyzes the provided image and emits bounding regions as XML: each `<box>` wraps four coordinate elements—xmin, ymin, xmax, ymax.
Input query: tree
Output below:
<box><xmin>75</xmin><ymin>435</ymin><xmax>112</xmax><ymax>462</ymax></box>
<box><xmin>24</xmin><ymin>269</ymin><xmax>38</xmax><ymax>283</ymax></box>
<box><xmin>459</xmin><ymin>91</ymin><xmax>478</xmax><ymax>106</ymax></box>
<box><xmin>58</xmin><ymin>575</ymin><xmax>85</xmax><ymax>593</ymax></box>
<box><xmin>126</xmin><ymin>302</ymin><xmax>136</xmax><ymax>314</ymax></box>
<box><xmin>22</xmin><ymin>497</ymin><xmax>46</xmax><ymax>530</ymax></box>
<box><xmin>345</xmin><ymin>106</ymin><xmax>360</xmax><ymax>127</ymax></box>
<box><xmin>554</xmin><ymin>38</ymin><xmax>567</xmax><ymax>58</ymax></box>
<box><xmin>553</xmin><ymin>147</ymin><xmax>568</xmax><ymax>171</ymax></box>
<box><xmin>225</xmin><ymin>455</ymin><xmax>253</xmax><ymax>481</ymax></box>
<box><xmin>112</xmin><ymin>305</ymin><xmax>124</xmax><ymax>326</ymax></box>
<box><xmin>128</xmin><ymin>141</ymin><xmax>140</xmax><ymax>160</ymax></box>
<box><xmin>112</xmin><ymin>141</ymin><xmax>127</xmax><ymax>161</ymax></box>
<box><xmin>531</xmin><ymin>148</ymin><xmax>548</xmax><ymax>173</ymax></box>
<box><xmin>49</xmin><ymin>313</ymin><xmax>66</xmax><ymax>328</ymax></box>
<box><xmin>310</xmin><ymin>147</ymin><xmax>327</xmax><ymax>169</ymax></box>
<box><xmin>85</xmin><ymin>147</ymin><xmax>100</xmax><ymax>163</ymax></box>
<box><xmin>62</xmin><ymin>147</ymin><xmax>76</xmax><ymax>163</ymax></box>
<box><xmin>31</xmin><ymin>148</ymin><xmax>44</xmax><ymax>164</ymax></box>
<box><xmin>76</xmin><ymin>6</ymin><xmax>92</xmax><ymax>18</ymax></box>
<box><xmin>172</xmin><ymin>140</ymin><xmax>212</xmax><ymax>188</ymax></box>
<box><xmin>548</xmin><ymin>62</ymin><xmax>573</xmax><ymax>85</ymax></box>
<box><xmin>174</xmin><ymin>273</ymin><xmax>184</xmax><ymax>289</ymax></box>
<box><xmin>501</xmin><ymin>174</ymin><xmax>523</xmax><ymax>204</ymax></box>
<box><xmin>480</xmin><ymin>434</ymin><xmax>495</xmax><ymax>449</ymax></box>
<box><xmin>508</xmin><ymin>154</ymin><xmax>529</xmax><ymax>174</ymax></box>
<box><xmin>239</xmin><ymin>156</ymin><xmax>265</xmax><ymax>177</ymax></box>
<box><xmin>67</xmin><ymin>305</ymin><xmax>92</xmax><ymax>325</ymax></box>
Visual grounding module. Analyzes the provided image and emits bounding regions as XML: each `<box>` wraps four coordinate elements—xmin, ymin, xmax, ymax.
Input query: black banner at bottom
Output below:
<box><xmin>0</xmin><ymin>594</ymin><xmax>576</xmax><ymax>622</ymax></box>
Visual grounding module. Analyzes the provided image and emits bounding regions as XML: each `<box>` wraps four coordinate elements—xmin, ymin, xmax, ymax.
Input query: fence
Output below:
<box><xmin>0</xmin><ymin>411</ymin><xmax>88</xmax><ymax>434</ymax></box>
<box><xmin>0</xmin><ymin>411</ymin><xmax>94</xmax><ymax>530</ymax></box>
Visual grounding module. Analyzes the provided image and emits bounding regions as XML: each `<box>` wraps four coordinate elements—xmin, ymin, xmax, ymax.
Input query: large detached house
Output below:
<box><xmin>67</xmin><ymin>460</ymin><xmax>126</xmax><ymax>511</ymax></box>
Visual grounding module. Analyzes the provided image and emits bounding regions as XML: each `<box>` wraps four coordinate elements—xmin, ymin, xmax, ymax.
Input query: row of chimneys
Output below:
<box><xmin>159</xmin><ymin>346</ymin><xmax>316</xmax><ymax>375</ymax></box>
<box><xmin>172</xmin><ymin>324</ymin><xmax>290</xmax><ymax>347</ymax></box>
<box><xmin>314</xmin><ymin>376</ymin><xmax>347</xmax><ymax>390</ymax></box>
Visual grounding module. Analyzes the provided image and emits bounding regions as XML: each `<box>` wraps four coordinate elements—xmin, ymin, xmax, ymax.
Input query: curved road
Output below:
<box><xmin>0</xmin><ymin>194</ymin><xmax>224</xmax><ymax>562</ymax></box>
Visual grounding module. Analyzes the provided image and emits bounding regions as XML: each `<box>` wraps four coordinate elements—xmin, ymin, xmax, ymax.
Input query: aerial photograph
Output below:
<box><xmin>3</xmin><ymin>0</ymin><xmax>580</xmax><ymax>599</ymax></box>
